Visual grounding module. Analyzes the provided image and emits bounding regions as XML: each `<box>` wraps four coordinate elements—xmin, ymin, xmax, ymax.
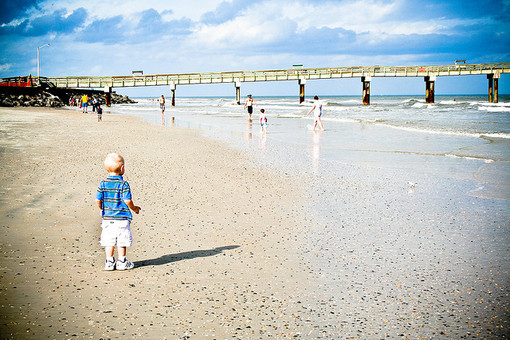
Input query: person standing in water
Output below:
<box><xmin>244</xmin><ymin>94</ymin><xmax>257</xmax><ymax>120</ymax></box>
<box><xmin>259</xmin><ymin>108</ymin><xmax>268</xmax><ymax>135</ymax></box>
<box><xmin>159</xmin><ymin>95</ymin><xmax>166</xmax><ymax>115</ymax></box>
<box><xmin>307</xmin><ymin>95</ymin><xmax>324</xmax><ymax>131</ymax></box>
<box><xmin>159</xmin><ymin>95</ymin><xmax>166</xmax><ymax>125</ymax></box>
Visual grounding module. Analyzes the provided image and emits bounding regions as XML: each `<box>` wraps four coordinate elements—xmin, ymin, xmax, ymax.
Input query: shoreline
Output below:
<box><xmin>106</xmin><ymin>95</ymin><xmax>510</xmax><ymax>203</ymax></box>
<box><xmin>117</xmin><ymin>94</ymin><xmax>510</xmax><ymax>98</ymax></box>
<box><xmin>143</xmin><ymin>107</ymin><xmax>508</xmax><ymax>201</ymax></box>
<box><xmin>1</xmin><ymin>107</ymin><xmax>509</xmax><ymax>338</ymax></box>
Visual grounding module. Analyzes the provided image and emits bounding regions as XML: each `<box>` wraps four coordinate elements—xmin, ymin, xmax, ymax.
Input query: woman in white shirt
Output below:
<box><xmin>307</xmin><ymin>95</ymin><xmax>324</xmax><ymax>131</ymax></box>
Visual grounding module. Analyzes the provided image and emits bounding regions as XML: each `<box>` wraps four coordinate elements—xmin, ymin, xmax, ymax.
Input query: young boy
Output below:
<box><xmin>95</xmin><ymin>153</ymin><xmax>141</xmax><ymax>270</ymax></box>
<box><xmin>97</xmin><ymin>105</ymin><xmax>103</xmax><ymax>122</ymax></box>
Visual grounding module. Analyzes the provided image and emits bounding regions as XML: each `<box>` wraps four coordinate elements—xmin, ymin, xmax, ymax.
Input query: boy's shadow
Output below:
<box><xmin>134</xmin><ymin>245</ymin><xmax>240</xmax><ymax>268</ymax></box>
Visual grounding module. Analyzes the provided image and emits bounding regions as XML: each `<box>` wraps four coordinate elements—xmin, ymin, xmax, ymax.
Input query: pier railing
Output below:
<box><xmin>39</xmin><ymin>62</ymin><xmax>509</xmax><ymax>89</ymax></box>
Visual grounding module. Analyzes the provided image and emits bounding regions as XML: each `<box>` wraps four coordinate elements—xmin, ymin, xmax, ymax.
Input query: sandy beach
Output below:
<box><xmin>0</xmin><ymin>107</ymin><xmax>508</xmax><ymax>338</ymax></box>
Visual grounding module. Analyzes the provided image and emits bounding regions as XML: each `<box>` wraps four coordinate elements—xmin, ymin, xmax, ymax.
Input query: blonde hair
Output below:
<box><xmin>104</xmin><ymin>153</ymin><xmax>124</xmax><ymax>173</ymax></box>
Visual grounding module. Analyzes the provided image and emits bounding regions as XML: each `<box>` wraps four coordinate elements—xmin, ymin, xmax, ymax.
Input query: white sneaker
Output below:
<box><xmin>116</xmin><ymin>258</ymin><xmax>134</xmax><ymax>270</ymax></box>
<box><xmin>104</xmin><ymin>258</ymin><xmax>116</xmax><ymax>271</ymax></box>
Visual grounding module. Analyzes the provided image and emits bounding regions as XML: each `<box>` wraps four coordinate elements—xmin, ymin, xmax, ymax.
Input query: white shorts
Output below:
<box><xmin>100</xmin><ymin>220</ymin><xmax>133</xmax><ymax>247</ymax></box>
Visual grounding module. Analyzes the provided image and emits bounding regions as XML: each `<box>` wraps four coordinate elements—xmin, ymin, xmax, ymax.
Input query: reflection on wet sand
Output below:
<box><xmin>311</xmin><ymin>130</ymin><xmax>323</xmax><ymax>173</ymax></box>
<box><xmin>245</xmin><ymin>119</ymin><xmax>253</xmax><ymax>140</ymax></box>
<box><xmin>259</xmin><ymin>133</ymin><xmax>267</xmax><ymax>150</ymax></box>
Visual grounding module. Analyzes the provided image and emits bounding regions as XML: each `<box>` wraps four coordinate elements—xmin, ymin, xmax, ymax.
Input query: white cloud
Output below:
<box><xmin>375</xmin><ymin>17</ymin><xmax>488</xmax><ymax>36</ymax></box>
<box><xmin>191</xmin><ymin>14</ymin><xmax>296</xmax><ymax>49</ymax></box>
<box><xmin>188</xmin><ymin>0</ymin><xmax>480</xmax><ymax>54</ymax></box>
<box><xmin>281</xmin><ymin>0</ymin><xmax>397</xmax><ymax>32</ymax></box>
<box><xmin>0</xmin><ymin>63</ymin><xmax>12</xmax><ymax>72</ymax></box>
<box><xmin>244</xmin><ymin>0</ymin><xmax>486</xmax><ymax>37</ymax></box>
<box><xmin>35</xmin><ymin>0</ymin><xmax>224</xmax><ymax>24</ymax></box>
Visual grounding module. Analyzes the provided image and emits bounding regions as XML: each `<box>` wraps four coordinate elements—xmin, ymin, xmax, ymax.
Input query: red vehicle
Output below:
<box><xmin>0</xmin><ymin>76</ymin><xmax>34</xmax><ymax>87</ymax></box>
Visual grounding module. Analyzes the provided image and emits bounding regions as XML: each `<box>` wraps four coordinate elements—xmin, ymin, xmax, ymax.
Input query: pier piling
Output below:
<box><xmin>424</xmin><ymin>75</ymin><xmax>435</xmax><ymax>103</ymax></box>
<box><xmin>488</xmin><ymin>73</ymin><xmax>499</xmax><ymax>103</ymax></box>
<box><xmin>361</xmin><ymin>76</ymin><xmax>371</xmax><ymax>105</ymax></box>
<box><xmin>170</xmin><ymin>82</ymin><xmax>176</xmax><ymax>106</ymax></box>
<box><xmin>494</xmin><ymin>75</ymin><xmax>499</xmax><ymax>103</ymax></box>
<box><xmin>235</xmin><ymin>80</ymin><xmax>241</xmax><ymax>105</ymax></box>
<box><xmin>299</xmin><ymin>78</ymin><xmax>306</xmax><ymax>103</ymax></box>
<box><xmin>104</xmin><ymin>85</ymin><xmax>112</xmax><ymax>107</ymax></box>
<box><xmin>488</xmin><ymin>74</ymin><xmax>493</xmax><ymax>102</ymax></box>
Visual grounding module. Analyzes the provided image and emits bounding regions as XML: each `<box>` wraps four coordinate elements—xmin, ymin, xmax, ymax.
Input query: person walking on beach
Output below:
<box><xmin>95</xmin><ymin>153</ymin><xmax>141</xmax><ymax>271</ymax></box>
<box><xmin>307</xmin><ymin>95</ymin><xmax>324</xmax><ymax>131</ymax></box>
<box><xmin>96</xmin><ymin>104</ymin><xmax>103</xmax><ymax>122</ymax></box>
<box><xmin>81</xmin><ymin>94</ymin><xmax>89</xmax><ymax>113</ymax></box>
<box><xmin>92</xmin><ymin>97</ymin><xmax>98</xmax><ymax>112</ymax></box>
<box><xmin>244</xmin><ymin>94</ymin><xmax>257</xmax><ymax>120</ymax></box>
<box><xmin>259</xmin><ymin>108</ymin><xmax>268</xmax><ymax>135</ymax></box>
<box><xmin>159</xmin><ymin>95</ymin><xmax>166</xmax><ymax>125</ymax></box>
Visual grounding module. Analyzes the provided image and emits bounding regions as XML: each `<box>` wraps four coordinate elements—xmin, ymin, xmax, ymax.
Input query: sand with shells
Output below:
<box><xmin>0</xmin><ymin>107</ymin><xmax>508</xmax><ymax>338</ymax></box>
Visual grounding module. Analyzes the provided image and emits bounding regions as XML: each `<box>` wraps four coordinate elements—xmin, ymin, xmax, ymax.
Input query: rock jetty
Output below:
<box><xmin>0</xmin><ymin>87</ymin><xmax>136</xmax><ymax>107</ymax></box>
<box><xmin>68</xmin><ymin>91</ymin><xmax>136</xmax><ymax>105</ymax></box>
<box><xmin>0</xmin><ymin>91</ymin><xmax>64</xmax><ymax>107</ymax></box>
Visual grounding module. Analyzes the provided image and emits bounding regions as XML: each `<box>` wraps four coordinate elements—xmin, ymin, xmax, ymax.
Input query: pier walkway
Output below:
<box><xmin>4</xmin><ymin>62</ymin><xmax>509</xmax><ymax>105</ymax></box>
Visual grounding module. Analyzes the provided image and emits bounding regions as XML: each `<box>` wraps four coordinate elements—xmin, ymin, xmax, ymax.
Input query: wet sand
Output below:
<box><xmin>0</xmin><ymin>107</ymin><xmax>508</xmax><ymax>338</ymax></box>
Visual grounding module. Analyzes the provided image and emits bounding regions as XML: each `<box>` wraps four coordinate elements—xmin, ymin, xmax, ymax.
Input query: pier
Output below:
<box><xmin>4</xmin><ymin>63</ymin><xmax>509</xmax><ymax>106</ymax></box>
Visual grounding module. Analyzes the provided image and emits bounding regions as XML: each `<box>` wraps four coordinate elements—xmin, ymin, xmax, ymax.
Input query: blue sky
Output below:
<box><xmin>0</xmin><ymin>0</ymin><xmax>509</xmax><ymax>97</ymax></box>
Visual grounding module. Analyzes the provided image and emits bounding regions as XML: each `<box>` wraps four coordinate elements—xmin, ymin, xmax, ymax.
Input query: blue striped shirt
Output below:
<box><xmin>95</xmin><ymin>175</ymin><xmax>133</xmax><ymax>220</ymax></box>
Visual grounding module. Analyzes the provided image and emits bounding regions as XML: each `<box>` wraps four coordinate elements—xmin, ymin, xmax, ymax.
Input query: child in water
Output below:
<box><xmin>259</xmin><ymin>108</ymin><xmax>268</xmax><ymax>134</ymax></box>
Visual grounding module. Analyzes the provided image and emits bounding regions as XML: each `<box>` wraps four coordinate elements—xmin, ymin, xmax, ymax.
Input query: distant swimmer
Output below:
<box><xmin>244</xmin><ymin>94</ymin><xmax>257</xmax><ymax>120</ymax></box>
<box><xmin>307</xmin><ymin>95</ymin><xmax>324</xmax><ymax>131</ymax></box>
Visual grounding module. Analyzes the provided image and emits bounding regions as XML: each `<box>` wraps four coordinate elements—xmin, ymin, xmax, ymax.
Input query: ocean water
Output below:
<box><xmin>110</xmin><ymin>95</ymin><xmax>510</xmax><ymax>201</ymax></box>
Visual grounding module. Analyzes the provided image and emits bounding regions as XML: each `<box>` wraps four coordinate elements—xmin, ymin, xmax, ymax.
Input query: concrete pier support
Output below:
<box><xmin>494</xmin><ymin>76</ymin><xmax>499</xmax><ymax>103</ymax></box>
<box><xmin>361</xmin><ymin>76</ymin><xmax>371</xmax><ymax>105</ymax></box>
<box><xmin>488</xmin><ymin>73</ymin><xmax>500</xmax><ymax>103</ymax></box>
<box><xmin>424</xmin><ymin>75</ymin><xmax>436</xmax><ymax>103</ymax></box>
<box><xmin>170</xmin><ymin>82</ymin><xmax>176</xmax><ymax>106</ymax></box>
<box><xmin>104</xmin><ymin>85</ymin><xmax>112</xmax><ymax>107</ymax></box>
<box><xmin>299</xmin><ymin>78</ymin><xmax>306</xmax><ymax>103</ymax></box>
<box><xmin>235</xmin><ymin>80</ymin><xmax>241</xmax><ymax>105</ymax></box>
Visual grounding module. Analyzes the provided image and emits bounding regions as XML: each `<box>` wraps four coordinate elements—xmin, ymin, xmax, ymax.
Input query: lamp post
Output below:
<box><xmin>37</xmin><ymin>43</ymin><xmax>50</xmax><ymax>78</ymax></box>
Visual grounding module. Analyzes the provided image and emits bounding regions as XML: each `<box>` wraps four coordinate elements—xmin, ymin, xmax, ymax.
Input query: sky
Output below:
<box><xmin>0</xmin><ymin>0</ymin><xmax>509</xmax><ymax>97</ymax></box>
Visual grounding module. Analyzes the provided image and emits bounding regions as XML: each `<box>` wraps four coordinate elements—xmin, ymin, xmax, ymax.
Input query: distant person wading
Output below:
<box><xmin>159</xmin><ymin>95</ymin><xmax>165</xmax><ymax>125</ymax></box>
<box><xmin>307</xmin><ymin>95</ymin><xmax>325</xmax><ymax>131</ymax></box>
<box><xmin>159</xmin><ymin>95</ymin><xmax>165</xmax><ymax>115</ymax></box>
<box><xmin>244</xmin><ymin>94</ymin><xmax>257</xmax><ymax>120</ymax></box>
